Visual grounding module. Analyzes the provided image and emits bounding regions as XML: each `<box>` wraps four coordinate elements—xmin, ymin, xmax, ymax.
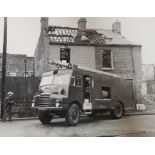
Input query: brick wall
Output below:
<box><xmin>35</xmin><ymin>38</ymin><xmax>96</xmax><ymax>76</ymax></box>
<box><xmin>47</xmin><ymin>45</ymin><xmax>96</xmax><ymax>71</ymax></box>
<box><xmin>0</xmin><ymin>53</ymin><xmax>34</xmax><ymax>77</ymax></box>
<box><xmin>34</xmin><ymin>33</ymin><xmax>50</xmax><ymax>77</ymax></box>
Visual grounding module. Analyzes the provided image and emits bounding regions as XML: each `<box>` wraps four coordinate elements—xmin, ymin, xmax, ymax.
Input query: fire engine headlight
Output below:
<box><xmin>32</xmin><ymin>102</ymin><xmax>35</xmax><ymax>108</ymax></box>
<box><xmin>55</xmin><ymin>102</ymin><xmax>60</xmax><ymax>108</ymax></box>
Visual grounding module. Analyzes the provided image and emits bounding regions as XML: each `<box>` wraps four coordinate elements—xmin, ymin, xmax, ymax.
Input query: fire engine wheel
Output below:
<box><xmin>111</xmin><ymin>102</ymin><xmax>124</xmax><ymax>119</ymax></box>
<box><xmin>65</xmin><ymin>104</ymin><xmax>80</xmax><ymax>126</ymax></box>
<box><xmin>39</xmin><ymin>111</ymin><xmax>53</xmax><ymax>125</ymax></box>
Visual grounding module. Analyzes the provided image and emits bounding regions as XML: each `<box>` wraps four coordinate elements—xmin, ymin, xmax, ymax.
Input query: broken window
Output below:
<box><xmin>60</xmin><ymin>47</ymin><xmax>70</xmax><ymax>63</ymax></box>
<box><xmin>102</xmin><ymin>49</ymin><xmax>112</xmax><ymax>69</ymax></box>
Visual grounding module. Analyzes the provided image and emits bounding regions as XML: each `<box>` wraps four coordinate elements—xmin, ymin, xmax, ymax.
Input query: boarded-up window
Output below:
<box><xmin>102</xmin><ymin>49</ymin><xmax>112</xmax><ymax>68</ymax></box>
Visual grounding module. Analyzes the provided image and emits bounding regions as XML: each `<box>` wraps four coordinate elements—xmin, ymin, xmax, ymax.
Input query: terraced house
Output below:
<box><xmin>34</xmin><ymin>17</ymin><xmax>142</xmax><ymax>104</ymax></box>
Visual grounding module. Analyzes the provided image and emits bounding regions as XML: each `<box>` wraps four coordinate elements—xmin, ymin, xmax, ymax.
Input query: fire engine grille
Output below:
<box><xmin>37</xmin><ymin>95</ymin><xmax>50</xmax><ymax>107</ymax></box>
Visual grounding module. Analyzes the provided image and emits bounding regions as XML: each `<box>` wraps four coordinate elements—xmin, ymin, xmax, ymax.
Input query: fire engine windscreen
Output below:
<box><xmin>39</xmin><ymin>74</ymin><xmax>71</xmax><ymax>96</ymax></box>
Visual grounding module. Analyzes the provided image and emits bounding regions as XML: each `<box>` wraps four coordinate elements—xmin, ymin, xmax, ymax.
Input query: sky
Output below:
<box><xmin>0</xmin><ymin>17</ymin><xmax>155</xmax><ymax>65</ymax></box>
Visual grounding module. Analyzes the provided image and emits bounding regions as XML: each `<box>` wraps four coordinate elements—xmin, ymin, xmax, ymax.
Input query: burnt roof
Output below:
<box><xmin>48</xmin><ymin>26</ymin><xmax>106</xmax><ymax>45</ymax></box>
<box><xmin>47</xmin><ymin>26</ymin><xmax>141</xmax><ymax>47</ymax></box>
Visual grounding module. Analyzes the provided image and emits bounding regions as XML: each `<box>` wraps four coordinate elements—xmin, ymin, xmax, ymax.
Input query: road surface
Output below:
<box><xmin>0</xmin><ymin>114</ymin><xmax>155</xmax><ymax>136</ymax></box>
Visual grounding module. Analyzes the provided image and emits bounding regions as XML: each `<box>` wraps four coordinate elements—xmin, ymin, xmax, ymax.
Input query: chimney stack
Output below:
<box><xmin>78</xmin><ymin>17</ymin><xmax>87</xmax><ymax>30</ymax></box>
<box><xmin>112</xmin><ymin>20</ymin><xmax>121</xmax><ymax>35</ymax></box>
<box><xmin>40</xmin><ymin>17</ymin><xmax>48</xmax><ymax>33</ymax></box>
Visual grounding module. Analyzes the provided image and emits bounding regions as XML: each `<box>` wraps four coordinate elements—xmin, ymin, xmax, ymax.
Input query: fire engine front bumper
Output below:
<box><xmin>32</xmin><ymin>106</ymin><xmax>63</xmax><ymax>111</ymax></box>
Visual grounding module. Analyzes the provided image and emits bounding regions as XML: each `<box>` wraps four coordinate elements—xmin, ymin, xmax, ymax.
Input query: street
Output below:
<box><xmin>0</xmin><ymin>114</ymin><xmax>155</xmax><ymax>137</ymax></box>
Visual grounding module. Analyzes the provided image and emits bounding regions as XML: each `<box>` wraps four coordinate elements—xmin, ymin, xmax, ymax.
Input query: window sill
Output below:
<box><xmin>101</xmin><ymin>68</ymin><xmax>114</xmax><ymax>71</ymax></box>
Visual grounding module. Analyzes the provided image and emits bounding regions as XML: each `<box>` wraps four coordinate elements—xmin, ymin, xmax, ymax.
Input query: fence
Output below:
<box><xmin>0</xmin><ymin>76</ymin><xmax>40</xmax><ymax>117</ymax></box>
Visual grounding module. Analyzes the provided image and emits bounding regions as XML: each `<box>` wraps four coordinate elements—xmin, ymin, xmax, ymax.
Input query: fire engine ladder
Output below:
<box><xmin>48</xmin><ymin>60</ymin><xmax>78</xmax><ymax>69</ymax></box>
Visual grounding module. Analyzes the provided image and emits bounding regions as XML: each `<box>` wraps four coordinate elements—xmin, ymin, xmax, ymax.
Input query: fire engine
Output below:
<box><xmin>32</xmin><ymin>60</ymin><xmax>135</xmax><ymax>126</ymax></box>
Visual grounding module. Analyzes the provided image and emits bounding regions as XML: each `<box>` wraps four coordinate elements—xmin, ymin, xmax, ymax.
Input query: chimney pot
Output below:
<box><xmin>78</xmin><ymin>17</ymin><xmax>87</xmax><ymax>30</ymax></box>
<box><xmin>112</xmin><ymin>20</ymin><xmax>121</xmax><ymax>35</ymax></box>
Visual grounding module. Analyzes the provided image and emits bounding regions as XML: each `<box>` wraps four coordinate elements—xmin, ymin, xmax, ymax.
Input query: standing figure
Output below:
<box><xmin>2</xmin><ymin>92</ymin><xmax>15</xmax><ymax>121</ymax></box>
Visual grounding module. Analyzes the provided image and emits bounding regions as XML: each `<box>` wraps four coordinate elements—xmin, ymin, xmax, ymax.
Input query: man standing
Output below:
<box><xmin>2</xmin><ymin>92</ymin><xmax>15</xmax><ymax>121</ymax></box>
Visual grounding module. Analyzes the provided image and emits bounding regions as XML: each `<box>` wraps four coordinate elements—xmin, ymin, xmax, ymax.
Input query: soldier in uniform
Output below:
<box><xmin>2</xmin><ymin>91</ymin><xmax>15</xmax><ymax>121</ymax></box>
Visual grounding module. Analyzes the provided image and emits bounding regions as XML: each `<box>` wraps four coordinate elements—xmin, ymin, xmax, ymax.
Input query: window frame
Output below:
<box><xmin>101</xmin><ymin>86</ymin><xmax>111</xmax><ymax>99</ymax></box>
<box><xmin>72</xmin><ymin>76</ymin><xmax>82</xmax><ymax>87</ymax></box>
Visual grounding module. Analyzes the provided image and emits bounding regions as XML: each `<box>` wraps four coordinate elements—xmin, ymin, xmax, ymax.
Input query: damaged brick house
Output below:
<box><xmin>34</xmin><ymin>17</ymin><xmax>142</xmax><ymax>104</ymax></box>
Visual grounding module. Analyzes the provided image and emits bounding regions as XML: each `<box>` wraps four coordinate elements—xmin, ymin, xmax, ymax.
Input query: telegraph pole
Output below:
<box><xmin>1</xmin><ymin>17</ymin><xmax>7</xmax><ymax>119</ymax></box>
<box><xmin>24</xmin><ymin>58</ymin><xmax>27</xmax><ymax>101</ymax></box>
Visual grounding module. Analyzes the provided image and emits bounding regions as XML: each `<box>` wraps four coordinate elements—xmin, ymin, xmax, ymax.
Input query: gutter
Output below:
<box><xmin>49</xmin><ymin>42</ymin><xmax>142</xmax><ymax>47</ymax></box>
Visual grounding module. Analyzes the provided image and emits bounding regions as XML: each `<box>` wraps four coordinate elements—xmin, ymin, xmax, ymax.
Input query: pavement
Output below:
<box><xmin>126</xmin><ymin>109</ymin><xmax>155</xmax><ymax>116</ymax></box>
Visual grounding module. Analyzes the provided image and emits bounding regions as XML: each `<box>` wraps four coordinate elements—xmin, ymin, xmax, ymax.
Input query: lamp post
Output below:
<box><xmin>1</xmin><ymin>17</ymin><xmax>7</xmax><ymax>119</ymax></box>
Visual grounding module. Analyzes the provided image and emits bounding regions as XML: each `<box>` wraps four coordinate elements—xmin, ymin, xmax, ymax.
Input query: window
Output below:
<box><xmin>101</xmin><ymin>87</ymin><xmax>111</xmax><ymax>99</ymax></box>
<box><xmin>40</xmin><ymin>74</ymin><xmax>71</xmax><ymax>87</ymax></box>
<box><xmin>101</xmin><ymin>49</ymin><xmax>113</xmax><ymax>69</ymax></box>
<box><xmin>60</xmin><ymin>47</ymin><xmax>70</xmax><ymax>63</ymax></box>
<box><xmin>73</xmin><ymin>76</ymin><xmax>82</xmax><ymax>87</ymax></box>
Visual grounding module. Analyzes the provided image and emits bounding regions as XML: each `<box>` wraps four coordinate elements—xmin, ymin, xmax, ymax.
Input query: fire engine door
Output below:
<box><xmin>83</xmin><ymin>75</ymin><xmax>91</xmax><ymax>102</ymax></box>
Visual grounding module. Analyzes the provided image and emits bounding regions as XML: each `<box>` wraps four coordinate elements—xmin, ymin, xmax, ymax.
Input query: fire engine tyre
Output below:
<box><xmin>111</xmin><ymin>102</ymin><xmax>124</xmax><ymax>119</ymax></box>
<box><xmin>39</xmin><ymin>111</ymin><xmax>53</xmax><ymax>124</ymax></box>
<box><xmin>65</xmin><ymin>104</ymin><xmax>80</xmax><ymax>126</ymax></box>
